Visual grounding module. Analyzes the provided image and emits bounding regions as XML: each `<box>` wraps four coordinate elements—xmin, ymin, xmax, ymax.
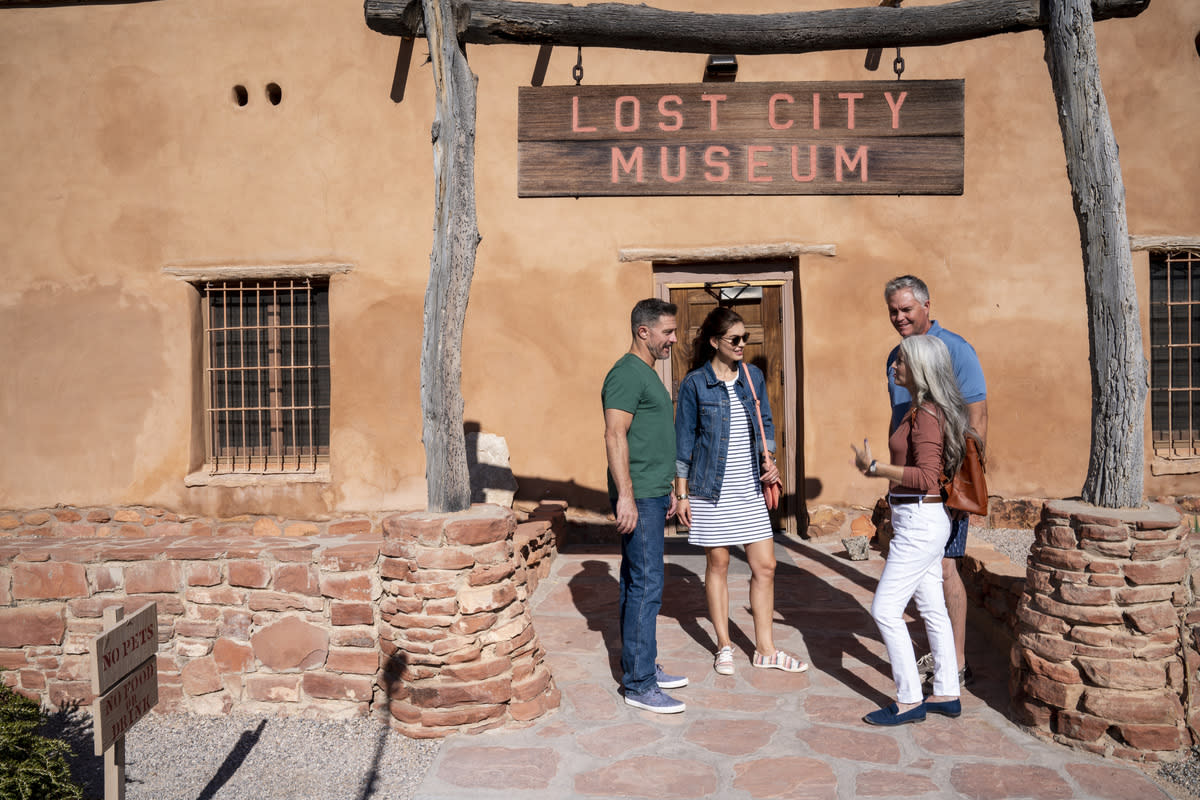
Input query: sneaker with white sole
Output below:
<box><xmin>714</xmin><ymin>646</ymin><xmax>735</xmax><ymax>676</ymax></box>
<box><xmin>921</xmin><ymin>662</ymin><xmax>973</xmax><ymax>694</ymax></box>
<box><xmin>751</xmin><ymin>650</ymin><xmax>809</xmax><ymax>673</ymax></box>
<box><xmin>655</xmin><ymin>664</ymin><xmax>688</xmax><ymax>689</ymax></box>
<box><xmin>624</xmin><ymin>685</ymin><xmax>686</xmax><ymax>714</ymax></box>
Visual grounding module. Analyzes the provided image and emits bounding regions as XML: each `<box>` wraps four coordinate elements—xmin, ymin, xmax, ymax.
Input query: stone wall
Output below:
<box><xmin>376</xmin><ymin>507</ymin><xmax>561</xmax><ymax>737</ymax></box>
<box><xmin>0</xmin><ymin>505</ymin><xmax>385</xmax><ymax>541</ymax></box>
<box><xmin>0</xmin><ymin>503</ymin><xmax>561</xmax><ymax>734</ymax></box>
<box><xmin>1011</xmin><ymin>500</ymin><xmax>1189</xmax><ymax>762</ymax></box>
<box><xmin>961</xmin><ymin>540</ymin><xmax>1027</xmax><ymax>650</ymax></box>
<box><xmin>1183</xmin><ymin>515</ymin><xmax>1200</xmax><ymax>750</ymax></box>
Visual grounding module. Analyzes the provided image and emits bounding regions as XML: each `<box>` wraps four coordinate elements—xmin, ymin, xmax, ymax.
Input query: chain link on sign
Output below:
<box><xmin>573</xmin><ymin>47</ymin><xmax>584</xmax><ymax>85</ymax></box>
<box><xmin>893</xmin><ymin>48</ymin><xmax>905</xmax><ymax>79</ymax></box>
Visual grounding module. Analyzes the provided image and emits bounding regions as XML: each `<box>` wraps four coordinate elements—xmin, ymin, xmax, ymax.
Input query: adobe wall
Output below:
<box><xmin>0</xmin><ymin>503</ymin><xmax>561</xmax><ymax>735</ymax></box>
<box><xmin>1</xmin><ymin>1</ymin><xmax>1198</xmax><ymax>521</ymax></box>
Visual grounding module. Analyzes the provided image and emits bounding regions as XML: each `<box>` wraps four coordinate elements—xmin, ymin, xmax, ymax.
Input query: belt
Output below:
<box><xmin>889</xmin><ymin>494</ymin><xmax>943</xmax><ymax>505</ymax></box>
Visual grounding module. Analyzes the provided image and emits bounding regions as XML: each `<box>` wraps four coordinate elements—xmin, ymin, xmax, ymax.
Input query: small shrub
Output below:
<box><xmin>0</xmin><ymin>677</ymin><xmax>83</xmax><ymax>800</ymax></box>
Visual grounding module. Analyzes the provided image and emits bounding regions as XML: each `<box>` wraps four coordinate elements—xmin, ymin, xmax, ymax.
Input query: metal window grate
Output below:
<box><xmin>203</xmin><ymin>279</ymin><xmax>330</xmax><ymax>473</ymax></box>
<box><xmin>1149</xmin><ymin>250</ymin><xmax>1200</xmax><ymax>458</ymax></box>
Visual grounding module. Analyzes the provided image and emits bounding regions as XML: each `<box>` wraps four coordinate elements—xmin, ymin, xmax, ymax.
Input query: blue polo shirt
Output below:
<box><xmin>887</xmin><ymin>320</ymin><xmax>986</xmax><ymax>433</ymax></box>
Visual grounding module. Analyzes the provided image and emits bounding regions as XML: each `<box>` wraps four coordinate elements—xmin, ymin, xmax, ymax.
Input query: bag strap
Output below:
<box><xmin>742</xmin><ymin>363</ymin><xmax>771</xmax><ymax>464</ymax></box>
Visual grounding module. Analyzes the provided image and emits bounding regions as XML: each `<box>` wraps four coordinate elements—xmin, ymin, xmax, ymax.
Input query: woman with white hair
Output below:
<box><xmin>852</xmin><ymin>334</ymin><xmax>981</xmax><ymax>725</ymax></box>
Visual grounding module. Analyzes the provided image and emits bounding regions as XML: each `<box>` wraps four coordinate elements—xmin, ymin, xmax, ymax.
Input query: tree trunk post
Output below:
<box><xmin>420</xmin><ymin>0</ymin><xmax>480</xmax><ymax>512</ymax></box>
<box><xmin>1043</xmin><ymin>0</ymin><xmax>1147</xmax><ymax>509</ymax></box>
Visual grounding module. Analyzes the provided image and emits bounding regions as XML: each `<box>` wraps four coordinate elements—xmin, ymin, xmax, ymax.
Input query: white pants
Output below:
<box><xmin>871</xmin><ymin>499</ymin><xmax>960</xmax><ymax>704</ymax></box>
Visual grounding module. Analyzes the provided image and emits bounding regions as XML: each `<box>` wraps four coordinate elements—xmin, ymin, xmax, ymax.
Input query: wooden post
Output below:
<box><xmin>104</xmin><ymin>737</ymin><xmax>126</xmax><ymax>800</ymax></box>
<box><xmin>102</xmin><ymin>607</ymin><xmax>126</xmax><ymax>800</ymax></box>
<box><xmin>419</xmin><ymin>0</ymin><xmax>480</xmax><ymax>512</ymax></box>
<box><xmin>92</xmin><ymin>603</ymin><xmax>159</xmax><ymax>800</ymax></box>
<box><xmin>1043</xmin><ymin>0</ymin><xmax>1147</xmax><ymax>508</ymax></box>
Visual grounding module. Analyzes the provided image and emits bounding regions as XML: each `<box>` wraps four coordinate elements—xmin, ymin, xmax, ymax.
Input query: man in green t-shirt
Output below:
<box><xmin>602</xmin><ymin>298</ymin><xmax>688</xmax><ymax>714</ymax></box>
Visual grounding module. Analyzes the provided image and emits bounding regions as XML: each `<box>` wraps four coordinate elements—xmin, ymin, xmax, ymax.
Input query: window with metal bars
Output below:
<box><xmin>202</xmin><ymin>279</ymin><xmax>330</xmax><ymax>473</ymax></box>
<box><xmin>1149</xmin><ymin>250</ymin><xmax>1200</xmax><ymax>459</ymax></box>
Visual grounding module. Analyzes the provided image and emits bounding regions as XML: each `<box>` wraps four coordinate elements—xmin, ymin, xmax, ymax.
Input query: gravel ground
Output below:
<box><xmin>969</xmin><ymin>524</ymin><xmax>1035</xmax><ymax>566</ymax></box>
<box><xmin>47</xmin><ymin>707</ymin><xmax>440</xmax><ymax>800</ymax></box>
<box><xmin>1159</xmin><ymin>749</ymin><xmax>1200</xmax><ymax>800</ymax></box>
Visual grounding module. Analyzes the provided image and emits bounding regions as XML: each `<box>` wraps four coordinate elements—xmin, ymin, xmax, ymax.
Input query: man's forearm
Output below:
<box><xmin>967</xmin><ymin>400</ymin><xmax>988</xmax><ymax>446</ymax></box>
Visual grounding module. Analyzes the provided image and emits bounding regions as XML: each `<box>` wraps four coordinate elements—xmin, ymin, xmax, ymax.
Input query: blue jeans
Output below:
<box><xmin>617</xmin><ymin>495</ymin><xmax>669</xmax><ymax>694</ymax></box>
<box><xmin>944</xmin><ymin>512</ymin><xmax>969</xmax><ymax>558</ymax></box>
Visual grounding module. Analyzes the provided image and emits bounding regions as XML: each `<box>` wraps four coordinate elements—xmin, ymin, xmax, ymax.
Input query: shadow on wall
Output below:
<box><xmin>465</xmin><ymin>420</ymin><xmax>611</xmax><ymax>511</ymax></box>
<box><xmin>465</xmin><ymin>422</ymin><xmax>519</xmax><ymax>506</ymax></box>
<box><xmin>464</xmin><ymin>422</ymin><xmax>822</xmax><ymax>517</ymax></box>
<box><xmin>1</xmin><ymin>1</ymin><xmax>165</xmax><ymax>8</ymax></box>
<box><xmin>516</xmin><ymin>476</ymin><xmax>611</xmax><ymax>513</ymax></box>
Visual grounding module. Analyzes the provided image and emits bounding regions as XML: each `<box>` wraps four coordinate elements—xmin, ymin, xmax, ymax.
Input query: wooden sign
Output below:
<box><xmin>92</xmin><ymin>602</ymin><xmax>158</xmax><ymax>696</ymax></box>
<box><xmin>90</xmin><ymin>604</ymin><xmax>160</xmax><ymax>799</ymax></box>
<box><xmin>92</xmin><ymin>655</ymin><xmax>158</xmax><ymax>755</ymax></box>
<box><xmin>517</xmin><ymin>80</ymin><xmax>963</xmax><ymax>197</ymax></box>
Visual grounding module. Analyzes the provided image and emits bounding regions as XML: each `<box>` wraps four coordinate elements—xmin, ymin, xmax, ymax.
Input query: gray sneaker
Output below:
<box><xmin>624</xmin><ymin>685</ymin><xmax>686</xmax><ymax>714</ymax></box>
<box><xmin>915</xmin><ymin>652</ymin><xmax>935</xmax><ymax>678</ymax></box>
<box><xmin>921</xmin><ymin>662</ymin><xmax>973</xmax><ymax>693</ymax></box>
<box><xmin>655</xmin><ymin>664</ymin><xmax>688</xmax><ymax>689</ymax></box>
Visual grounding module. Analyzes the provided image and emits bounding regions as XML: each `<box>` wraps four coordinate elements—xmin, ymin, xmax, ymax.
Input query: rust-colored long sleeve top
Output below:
<box><xmin>887</xmin><ymin>403</ymin><xmax>944</xmax><ymax>495</ymax></box>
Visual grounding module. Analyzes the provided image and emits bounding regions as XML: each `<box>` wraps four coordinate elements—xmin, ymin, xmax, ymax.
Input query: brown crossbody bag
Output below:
<box><xmin>742</xmin><ymin>362</ymin><xmax>782</xmax><ymax>511</ymax></box>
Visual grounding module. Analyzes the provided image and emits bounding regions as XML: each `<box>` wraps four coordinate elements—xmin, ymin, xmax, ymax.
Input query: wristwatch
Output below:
<box><xmin>867</xmin><ymin>460</ymin><xmax>878</xmax><ymax>476</ymax></box>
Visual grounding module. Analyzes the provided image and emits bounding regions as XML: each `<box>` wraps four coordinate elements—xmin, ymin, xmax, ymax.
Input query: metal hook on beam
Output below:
<box><xmin>864</xmin><ymin>0</ymin><xmax>903</xmax><ymax>71</ymax></box>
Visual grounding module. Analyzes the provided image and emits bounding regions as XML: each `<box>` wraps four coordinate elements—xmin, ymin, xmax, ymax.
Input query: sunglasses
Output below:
<box><xmin>721</xmin><ymin>334</ymin><xmax>752</xmax><ymax>347</ymax></box>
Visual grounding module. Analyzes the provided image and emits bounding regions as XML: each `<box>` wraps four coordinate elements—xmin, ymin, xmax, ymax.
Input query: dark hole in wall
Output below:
<box><xmin>266</xmin><ymin>83</ymin><xmax>282</xmax><ymax>106</ymax></box>
<box><xmin>233</xmin><ymin>85</ymin><xmax>248</xmax><ymax>107</ymax></box>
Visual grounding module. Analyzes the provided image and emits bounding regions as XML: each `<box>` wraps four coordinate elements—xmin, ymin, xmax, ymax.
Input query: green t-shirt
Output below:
<box><xmin>602</xmin><ymin>353</ymin><xmax>676</xmax><ymax>499</ymax></box>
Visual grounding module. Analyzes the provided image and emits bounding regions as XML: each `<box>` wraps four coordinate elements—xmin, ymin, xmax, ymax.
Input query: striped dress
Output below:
<box><xmin>687</xmin><ymin>379</ymin><xmax>775</xmax><ymax>548</ymax></box>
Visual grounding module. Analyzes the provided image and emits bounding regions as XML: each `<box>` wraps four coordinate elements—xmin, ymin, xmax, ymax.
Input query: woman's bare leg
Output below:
<box><xmin>746</xmin><ymin>538</ymin><xmax>777</xmax><ymax>655</ymax></box>
<box><xmin>705</xmin><ymin>547</ymin><xmax>732</xmax><ymax>648</ymax></box>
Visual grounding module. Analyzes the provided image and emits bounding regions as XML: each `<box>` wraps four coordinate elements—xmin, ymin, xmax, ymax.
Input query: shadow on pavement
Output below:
<box><xmin>196</xmin><ymin>718</ymin><xmax>267</xmax><ymax>800</ymax></box>
<box><xmin>566</xmin><ymin>558</ymin><xmax>624</xmax><ymax>684</ymax></box>
<box><xmin>772</xmin><ymin>538</ymin><xmax>895</xmax><ymax>707</ymax></box>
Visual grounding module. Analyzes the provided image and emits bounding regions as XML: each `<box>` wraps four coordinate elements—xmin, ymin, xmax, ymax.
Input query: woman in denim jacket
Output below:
<box><xmin>674</xmin><ymin>307</ymin><xmax>807</xmax><ymax>676</ymax></box>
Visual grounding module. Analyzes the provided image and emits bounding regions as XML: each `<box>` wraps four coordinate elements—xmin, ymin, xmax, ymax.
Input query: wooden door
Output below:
<box><xmin>669</xmin><ymin>285</ymin><xmax>789</xmax><ymax>533</ymax></box>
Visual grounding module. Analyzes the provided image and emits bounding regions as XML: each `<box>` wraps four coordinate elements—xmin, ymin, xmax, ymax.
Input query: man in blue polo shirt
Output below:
<box><xmin>884</xmin><ymin>275</ymin><xmax>987</xmax><ymax>688</ymax></box>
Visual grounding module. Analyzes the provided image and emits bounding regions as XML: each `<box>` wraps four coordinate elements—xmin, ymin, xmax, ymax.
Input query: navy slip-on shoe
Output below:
<box><xmin>924</xmin><ymin>698</ymin><xmax>962</xmax><ymax>718</ymax></box>
<box><xmin>863</xmin><ymin>702</ymin><xmax>927</xmax><ymax>726</ymax></box>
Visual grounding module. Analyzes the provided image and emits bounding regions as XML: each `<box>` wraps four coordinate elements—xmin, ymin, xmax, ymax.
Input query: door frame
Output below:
<box><xmin>654</xmin><ymin>263</ymin><xmax>800</xmax><ymax>535</ymax></box>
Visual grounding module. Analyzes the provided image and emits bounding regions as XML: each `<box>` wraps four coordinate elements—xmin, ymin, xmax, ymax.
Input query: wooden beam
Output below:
<box><xmin>1130</xmin><ymin>235</ymin><xmax>1200</xmax><ymax>251</ymax></box>
<box><xmin>365</xmin><ymin>0</ymin><xmax>1150</xmax><ymax>53</ymax></box>
<box><xmin>619</xmin><ymin>243</ymin><xmax>836</xmax><ymax>264</ymax></box>
<box><xmin>161</xmin><ymin>263</ymin><xmax>353</xmax><ymax>283</ymax></box>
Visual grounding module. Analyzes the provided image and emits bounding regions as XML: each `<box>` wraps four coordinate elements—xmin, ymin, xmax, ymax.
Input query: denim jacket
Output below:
<box><xmin>675</xmin><ymin>361</ymin><xmax>776</xmax><ymax>502</ymax></box>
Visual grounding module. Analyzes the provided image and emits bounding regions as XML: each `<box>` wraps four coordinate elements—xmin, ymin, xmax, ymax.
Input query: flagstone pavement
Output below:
<box><xmin>413</xmin><ymin>534</ymin><xmax>1179</xmax><ymax>800</ymax></box>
